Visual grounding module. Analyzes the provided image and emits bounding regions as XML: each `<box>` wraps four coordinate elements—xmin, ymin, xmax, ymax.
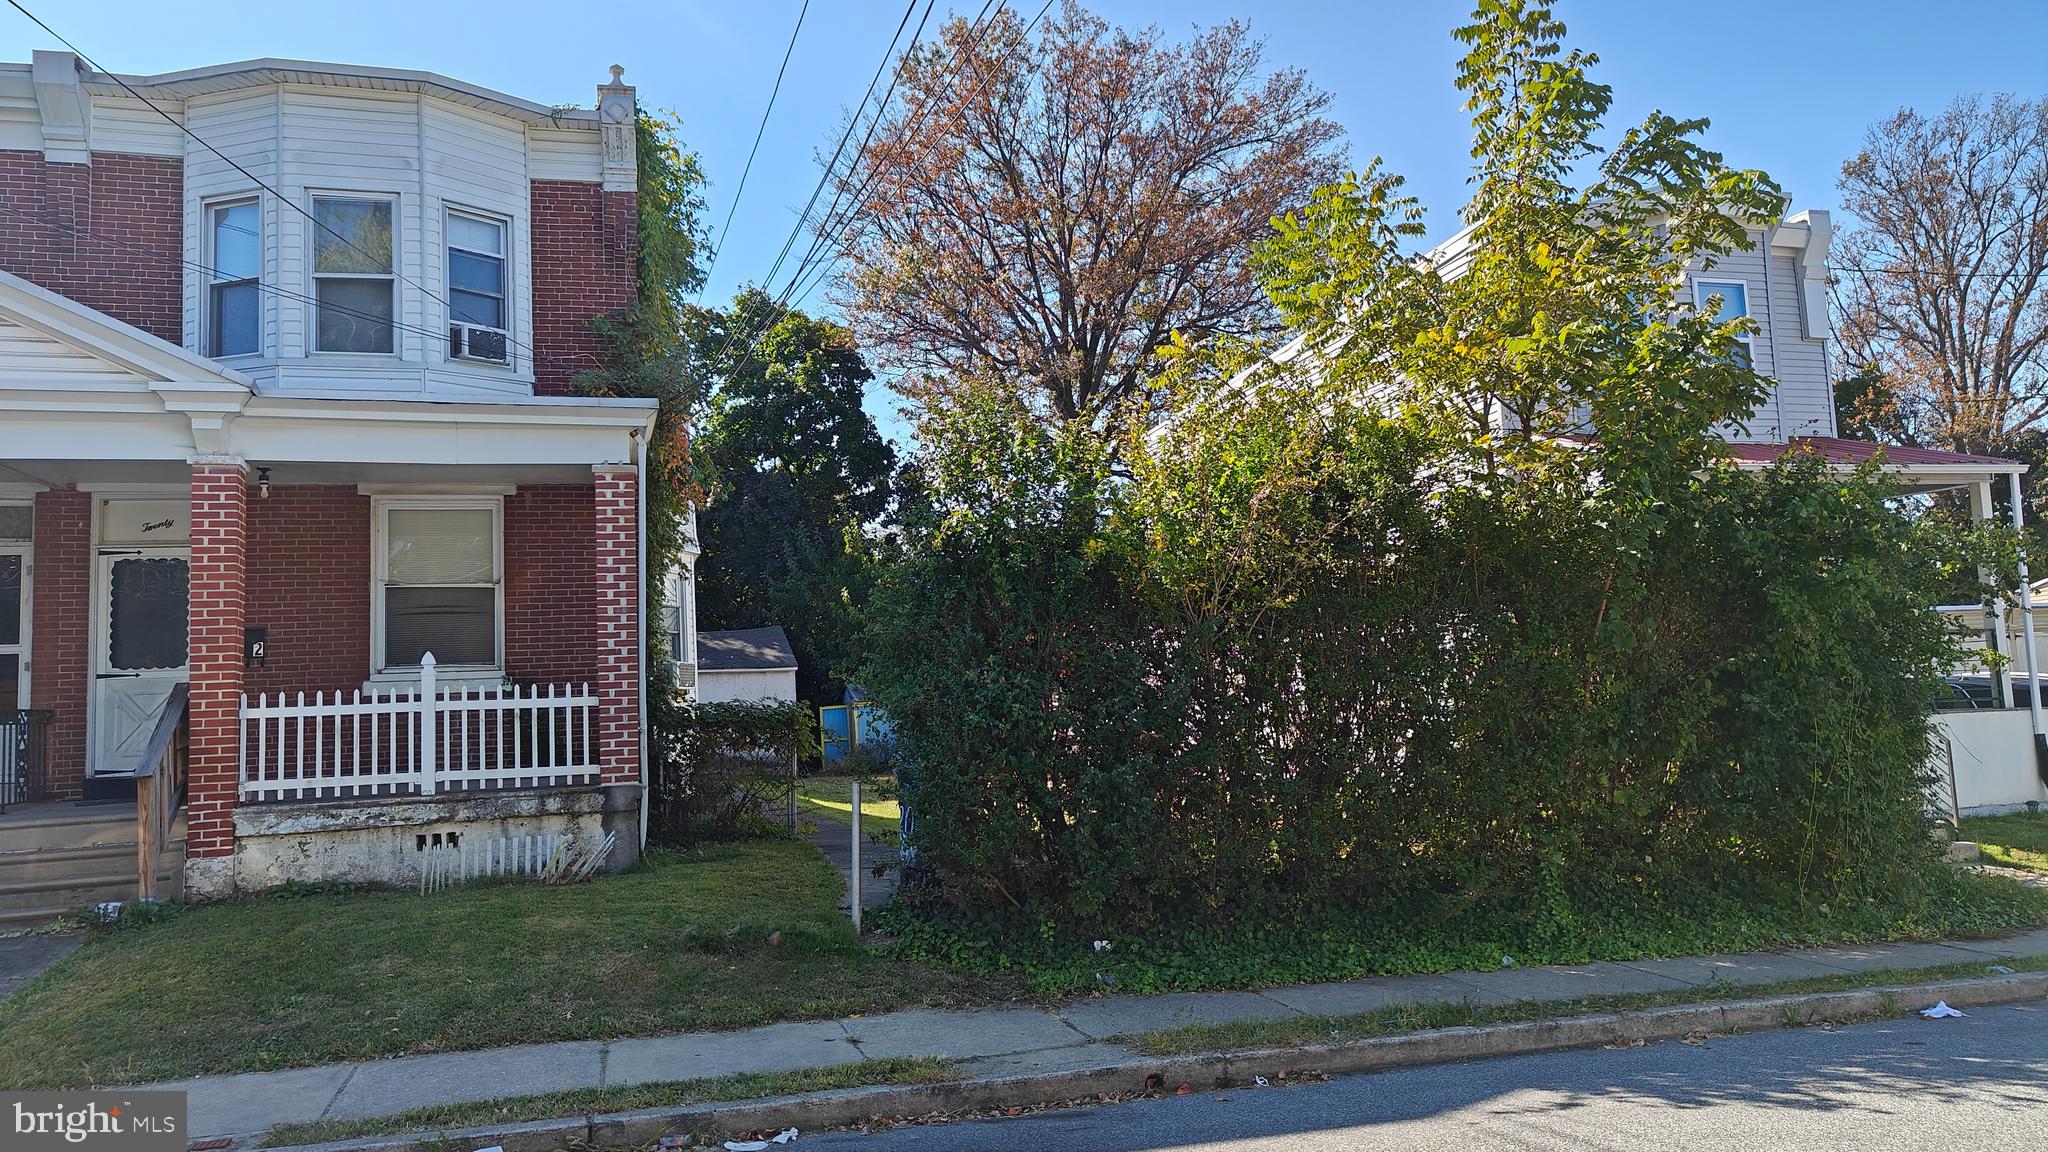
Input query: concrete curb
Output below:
<box><xmin>266</xmin><ymin>972</ymin><xmax>2048</xmax><ymax>1152</ymax></box>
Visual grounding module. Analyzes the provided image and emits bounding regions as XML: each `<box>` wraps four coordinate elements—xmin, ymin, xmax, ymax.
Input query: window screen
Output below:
<box><xmin>108</xmin><ymin>557</ymin><xmax>188</xmax><ymax>671</ymax></box>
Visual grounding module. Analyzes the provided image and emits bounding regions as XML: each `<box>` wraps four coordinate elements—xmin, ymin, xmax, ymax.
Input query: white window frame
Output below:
<box><xmin>0</xmin><ymin>502</ymin><xmax>30</xmax><ymax>709</ymax></box>
<box><xmin>444</xmin><ymin>205</ymin><xmax>512</xmax><ymax>366</ymax></box>
<box><xmin>205</xmin><ymin>195</ymin><xmax>262</xmax><ymax>359</ymax></box>
<box><xmin>369</xmin><ymin>495</ymin><xmax>505</xmax><ymax>679</ymax></box>
<box><xmin>1695</xmin><ymin>279</ymin><xmax>1754</xmax><ymax>362</ymax></box>
<box><xmin>309</xmin><ymin>192</ymin><xmax>399</xmax><ymax>357</ymax></box>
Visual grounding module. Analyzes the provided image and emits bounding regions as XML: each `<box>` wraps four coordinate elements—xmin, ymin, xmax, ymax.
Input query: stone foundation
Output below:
<box><xmin>182</xmin><ymin>784</ymin><xmax>642</xmax><ymax>896</ymax></box>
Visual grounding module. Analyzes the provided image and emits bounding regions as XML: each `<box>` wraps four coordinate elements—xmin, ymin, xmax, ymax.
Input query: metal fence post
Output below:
<box><xmin>418</xmin><ymin>653</ymin><xmax>438</xmax><ymax>797</ymax></box>
<box><xmin>850</xmin><ymin>776</ymin><xmax>862</xmax><ymax>935</ymax></box>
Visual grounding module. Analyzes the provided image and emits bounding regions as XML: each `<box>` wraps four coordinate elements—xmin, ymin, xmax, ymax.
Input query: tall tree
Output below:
<box><xmin>690</xmin><ymin>289</ymin><xmax>896</xmax><ymax>704</ymax></box>
<box><xmin>1834</xmin><ymin>94</ymin><xmax>2048</xmax><ymax>457</ymax></box>
<box><xmin>831</xmin><ymin>1</ymin><xmax>1345</xmax><ymax>438</ymax></box>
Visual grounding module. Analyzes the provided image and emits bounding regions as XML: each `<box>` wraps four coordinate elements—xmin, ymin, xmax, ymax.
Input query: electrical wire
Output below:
<box><xmin>710</xmin><ymin>0</ymin><xmax>1052</xmax><ymax>373</ymax></box>
<box><xmin>694</xmin><ymin>0</ymin><xmax>930</xmax><ymax>374</ymax></box>
<box><xmin>702</xmin><ymin>0</ymin><xmax>812</xmax><ymax>290</ymax></box>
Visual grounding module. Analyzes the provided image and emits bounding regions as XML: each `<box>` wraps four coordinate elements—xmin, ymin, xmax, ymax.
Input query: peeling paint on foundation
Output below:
<box><xmin>181</xmin><ymin>784</ymin><xmax>644</xmax><ymax>896</ymax></box>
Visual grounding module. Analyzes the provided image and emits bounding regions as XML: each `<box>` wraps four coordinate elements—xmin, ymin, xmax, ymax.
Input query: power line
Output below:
<box><xmin>697</xmin><ymin>0</ymin><xmax>930</xmax><ymax>373</ymax></box>
<box><xmin>3</xmin><ymin>0</ymin><xmax>556</xmax><ymax>366</ymax></box>
<box><xmin>757</xmin><ymin>0</ymin><xmax>930</xmax><ymax>301</ymax></box>
<box><xmin>729</xmin><ymin>0</ymin><xmax>1052</xmax><ymax>363</ymax></box>
<box><xmin>778</xmin><ymin>0</ymin><xmax>997</xmax><ymax>302</ymax></box>
<box><xmin>774</xmin><ymin>0</ymin><xmax>1048</xmax><ymax>309</ymax></box>
<box><xmin>702</xmin><ymin>0</ymin><xmax>812</xmax><ymax>291</ymax></box>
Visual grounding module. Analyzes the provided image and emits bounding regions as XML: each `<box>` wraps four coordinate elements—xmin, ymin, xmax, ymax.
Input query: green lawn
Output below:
<box><xmin>1961</xmin><ymin>811</ymin><xmax>2048</xmax><ymax>873</ymax></box>
<box><xmin>0</xmin><ymin>840</ymin><xmax>1017</xmax><ymax>1091</ymax></box>
<box><xmin>797</xmin><ymin>775</ymin><xmax>901</xmax><ymax>835</ymax></box>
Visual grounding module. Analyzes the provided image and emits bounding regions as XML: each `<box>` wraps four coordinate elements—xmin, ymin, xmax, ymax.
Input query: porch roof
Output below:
<box><xmin>0</xmin><ymin>268</ymin><xmax>656</xmax><ymax>473</ymax></box>
<box><xmin>1721</xmin><ymin>436</ymin><xmax>2025</xmax><ymax>494</ymax></box>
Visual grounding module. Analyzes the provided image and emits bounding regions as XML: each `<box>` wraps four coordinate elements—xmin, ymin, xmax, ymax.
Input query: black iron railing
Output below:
<box><xmin>0</xmin><ymin>709</ymin><xmax>53</xmax><ymax>813</ymax></box>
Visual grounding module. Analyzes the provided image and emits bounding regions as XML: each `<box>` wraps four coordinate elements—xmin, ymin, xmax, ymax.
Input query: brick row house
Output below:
<box><xmin>0</xmin><ymin>52</ymin><xmax>696</xmax><ymax>912</ymax></box>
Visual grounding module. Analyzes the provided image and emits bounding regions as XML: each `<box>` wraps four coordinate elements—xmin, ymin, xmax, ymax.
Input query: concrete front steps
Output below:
<box><xmin>0</xmin><ymin>804</ymin><xmax>184</xmax><ymax>929</ymax></box>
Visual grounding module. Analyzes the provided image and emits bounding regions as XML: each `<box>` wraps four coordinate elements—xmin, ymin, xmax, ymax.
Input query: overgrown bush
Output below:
<box><xmin>649</xmin><ymin>700</ymin><xmax>818</xmax><ymax>842</ymax></box>
<box><xmin>859</xmin><ymin>2</ymin><xmax>2026</xmax><ymax>953</ymax></box>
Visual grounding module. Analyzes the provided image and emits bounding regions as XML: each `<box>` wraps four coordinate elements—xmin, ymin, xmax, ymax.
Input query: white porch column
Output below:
<box><xmin>2009</xmin><ymin>472</ymin><xmax>2048</xmax><ymax>792</ymax></box>
<box><xmin>1971</xmin><ymin>481</ymin><xmax>2015</xmax><ymax>707</ymax></box>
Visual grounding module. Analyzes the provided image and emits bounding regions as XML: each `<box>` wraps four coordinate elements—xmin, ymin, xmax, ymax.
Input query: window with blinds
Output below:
<box><xmin>376</xmin><ymin>502</ymin><xmax>501</xmax><ymax>671</ymax></box>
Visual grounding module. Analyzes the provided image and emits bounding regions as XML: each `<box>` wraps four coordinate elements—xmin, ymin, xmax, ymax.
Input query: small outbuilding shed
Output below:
<box><xmin>695</xmin><ymin>626</ymin><xmax>800</xmax><ymax>705</ymax></box>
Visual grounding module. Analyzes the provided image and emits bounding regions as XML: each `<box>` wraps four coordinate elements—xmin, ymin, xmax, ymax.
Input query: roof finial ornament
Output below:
<box><xmin>609</xmin><ymin>64</ymin><xmax>625</xmax><ymax>84</ymax></box>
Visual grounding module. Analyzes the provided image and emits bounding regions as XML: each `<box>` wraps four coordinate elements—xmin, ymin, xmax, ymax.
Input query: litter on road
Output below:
<box><xmin>1919</xmin><ymin>1001</ymin><xmax>1966</xmax><ymax>1019</ymax></box>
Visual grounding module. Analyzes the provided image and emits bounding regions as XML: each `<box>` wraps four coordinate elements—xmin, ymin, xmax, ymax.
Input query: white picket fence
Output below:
<box><xmin>240</xmin><ymin>653</ymin><xmax>601</xmax><ymax>802</ymax></box>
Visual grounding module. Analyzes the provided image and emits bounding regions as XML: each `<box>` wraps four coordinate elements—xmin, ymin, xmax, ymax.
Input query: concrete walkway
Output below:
<box><xmin>0</xmin><ymin>932</ymin><xmax>79</xmax><ymax>998</ymax></box>
<box><xmin>805</xmin><ymin>819</ymin><xmax>901</xmax><ymax>910</ymax></box>
<box><xmin>146</xmin><ymin>927</ymin><xmax>2048</xmax><ymax>1142</ymax></box>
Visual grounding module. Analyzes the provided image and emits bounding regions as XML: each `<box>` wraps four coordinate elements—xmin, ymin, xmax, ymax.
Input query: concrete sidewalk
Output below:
<box><xmin>153</xmin><ymin>928</ymin><xmax>2048</xmax><ymax>1141</ymax></box>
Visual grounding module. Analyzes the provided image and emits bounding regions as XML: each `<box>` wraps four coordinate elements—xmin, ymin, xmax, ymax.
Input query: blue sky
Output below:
<box><xmin>8</xmin><ymin>0</ymin><xmax>2046</xmax><ymax>440</ymax></box>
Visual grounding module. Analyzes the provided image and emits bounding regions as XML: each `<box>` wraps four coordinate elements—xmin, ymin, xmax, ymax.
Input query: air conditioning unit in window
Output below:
<box><xmin>449</xmin><ymin>322</ymin><xmax>509</xmax><ymax>364</ymax></box>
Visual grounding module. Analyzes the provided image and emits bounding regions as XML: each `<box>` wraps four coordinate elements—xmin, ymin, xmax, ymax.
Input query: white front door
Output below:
<box><xmin>90</xmin><ymin>547</ymin><xmax>188</xmax><ymax>776</ymax></box>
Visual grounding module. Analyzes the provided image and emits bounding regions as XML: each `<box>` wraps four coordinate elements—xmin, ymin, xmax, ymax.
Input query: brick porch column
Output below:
<box><xmin>592</xmin><ymin>465</ymin><xmax>641</xmax><ymax>786</ymax></box>
<box><xmin>29</xmin><ymin>488</ymin><xmax>91</xmax><ymax>800</ymax></box>
<box><xmin>183</xmin><ymin>457</ymin><xmax>248</xmax><ymax>898</ymax></box>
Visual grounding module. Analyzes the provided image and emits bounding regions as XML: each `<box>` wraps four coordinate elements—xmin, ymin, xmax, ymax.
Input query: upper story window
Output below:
<box><xmin>1695</xmin><ymin>280</ymin><xmax>1752</xmax><ymax>369</ymax></box>
<box><xmin>446</xmin><ymin>210</ymin><xmax>509</xmax><ymax>364</ymax></box>
<box><xmin>208</xmin><ymin>199</ymin><xmax>261</xmax><ymax>357</ymax></box>
<box><xmin>312</xmin><ymin>195</ymin><xmax>397</xmax><ymax>354</ymax></box>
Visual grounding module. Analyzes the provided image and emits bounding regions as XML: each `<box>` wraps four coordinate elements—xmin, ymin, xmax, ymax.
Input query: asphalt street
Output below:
<box><xmin>806</xmin><ymin>1000</ymin><xmax>2048</xmax><ymax>1151</ymax></box>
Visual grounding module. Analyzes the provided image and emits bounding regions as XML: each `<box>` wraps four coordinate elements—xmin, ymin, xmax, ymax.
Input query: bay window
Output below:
<box><xmin>313</xmin><ymin>195</ymin><xmax>396</xmax><ymax>354</ymax></box>
<box><xmin>374</xmin><ymin>499</ymin><xmax>502</xmax><ymax>673</ymax></box>
<box><xmin>446</xmin><ymin>209</ymin><xmax>509</xmax><ymax>363</ymax></box>
<box><xmin>208</xmin><ymin>198</ymin><xmax>261</xmax><ymax>357</ymax></box>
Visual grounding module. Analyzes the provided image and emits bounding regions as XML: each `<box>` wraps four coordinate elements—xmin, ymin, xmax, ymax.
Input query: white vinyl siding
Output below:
<box><xmin>1765</xmin><ymin>244</ymin><xmax>1834</xmax><ymax>438</ymax></box>
<box><xmin>1692</xmin><ymin>230</ymin><xmax>1836</xmax><ymax>443</ymax></box>
<box><xmin>87</xmin><ymin>95</ymin><xmax>185</xmax><ymax>156</ymax></box>
<box><xmin>0</xmin><ymin>316</ymin><xmax>148</xmax><ymax>389</ymax></box>
<box><xmin>181</xmin><ymin>90</ymin><xmax>280</xmax><ymax>361</ymax></box>
<box><xmin>173</xmin><ymin>87</ymin><xmax>553</xmax><ymax>395</ymax></box>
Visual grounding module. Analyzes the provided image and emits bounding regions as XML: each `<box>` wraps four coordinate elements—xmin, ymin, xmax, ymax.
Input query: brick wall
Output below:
<box><xmin>245</xmin><ymin>487</ymin><xmax>371</xmax><ymax>696</ymax></box>
<box><xmin>0</xmin><ymin>150</ymin><xmax>183</xmax><ymax>343</ymax></box>
<box><xmin>530</xmin><ymin>181</ymin><xmax>637</xmax><ymax>396</ymax></box>
<box><xmin>29</xmin><ymin>488</ymin><xmax>91</xmax><ymax>800</ymax></box>
<box><xmin>504</xmin><ymin>484</ymin><xmax>598</xmax><ymax>685</ymax></box>
<box><xmin>591</xmin><ymin>468</ymin><xmax>640</xmax><ymax>784</ymax></box>
<box><xmin>186</xmin><ymin>464</ymin><xmax>248</xmax><ymax>859</ymax></box>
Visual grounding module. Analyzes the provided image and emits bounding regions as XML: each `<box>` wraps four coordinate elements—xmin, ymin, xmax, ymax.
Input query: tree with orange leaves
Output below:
<box><xmin>830</xmin><ymin>2</ymin><xmax>1345</xmax><ymax>440</ymax></box>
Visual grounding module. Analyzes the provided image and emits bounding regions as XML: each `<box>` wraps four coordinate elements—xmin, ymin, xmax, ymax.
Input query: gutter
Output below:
<box><xmin>634</xmin><ymin>423</ymin><xmax>650</xmax><ymax>853</ymax></box>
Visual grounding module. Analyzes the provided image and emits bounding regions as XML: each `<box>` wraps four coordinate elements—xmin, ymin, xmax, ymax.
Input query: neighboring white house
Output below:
<box><xmin>695</xmin><ymin>626</ymin><xmax>798</xmax><ymax>705</ymax></box>
<box><xmin>1233</xmin><ymin>204</ymin><xmax>2048</xmax><ymax>816</ymax></box>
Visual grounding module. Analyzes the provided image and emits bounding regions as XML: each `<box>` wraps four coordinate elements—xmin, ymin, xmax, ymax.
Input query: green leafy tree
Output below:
<box><xmin>691</xmin><ymin>289</ymin><xmax>897</xmax><ymax>705</ymax></box>
<box><xmin>861</xmin><ymin>0</ymin><xmax>2019</xmax><ymax>959</ymax></box>
<box><xmin>577</xmin><ymin>111</ymin><xmax>711</xmax><ymax>794</ymax></box>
